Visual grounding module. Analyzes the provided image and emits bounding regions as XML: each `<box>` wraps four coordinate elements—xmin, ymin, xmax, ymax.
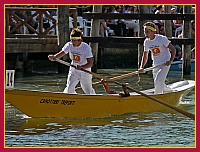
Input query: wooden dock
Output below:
<box><xmin>5</xmin><ymin>6</ymin><xmax>195</xmax><ymax>75</ymax></box>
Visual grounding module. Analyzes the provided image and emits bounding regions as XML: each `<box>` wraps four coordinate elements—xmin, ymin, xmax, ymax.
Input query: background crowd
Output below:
<box><xmin>7</xmin><ymin>5</ymin><xmax>195</xmax><ymax>60</ymax></box>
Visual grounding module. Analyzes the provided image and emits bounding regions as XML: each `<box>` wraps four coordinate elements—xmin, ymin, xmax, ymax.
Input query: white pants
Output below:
<box><xmin>63</xmin><ymin>68</ymin><xmax>96</xmax><ymax>95</ymax></box>
<box><xmin>153</xmin><ymin>65</ymin><xmax>170</xmax><ymax>94</ymax></box>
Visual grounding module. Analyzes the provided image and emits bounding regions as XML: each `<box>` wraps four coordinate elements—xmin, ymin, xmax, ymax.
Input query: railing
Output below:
<box><xmin>6</xmin><ymin>7</ymin><xmax>58</xmax><ymax>38</ymax></box>
<box><xmin>82</xmin><ymin>13</ymin><xmax>195</xmax><ymax>20</ymax></box>
<box><xmin>5</xmin><ymin>7</ymin><xmax>93</xmax><ymax>39</ymax></box>
<box><xmin>82</xmin><ymin>37</ymin><xmax>194</xmax><ymax>48</ymax></box>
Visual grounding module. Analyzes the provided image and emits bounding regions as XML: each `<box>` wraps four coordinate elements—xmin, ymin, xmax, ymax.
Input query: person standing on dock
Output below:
<box><xmin>139</xmin><ymin>22</ymin><xmax>176</xmax><ymax>94</ymax></box>
<box><xmin>48</xmin><ymin>28</ymin><xmax>96</xmax><ymax>94</ymax></box>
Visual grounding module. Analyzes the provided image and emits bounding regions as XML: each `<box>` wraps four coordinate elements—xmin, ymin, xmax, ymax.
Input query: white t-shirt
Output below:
<box><xmin>144</xmin><ymin>34</ymin><xmax>171</xmax><ymax>66</ymax></box>
<box><xmin>62</xmin><ymin>42</ymin><xmax>93</xmax><ymax>67</ymax></box>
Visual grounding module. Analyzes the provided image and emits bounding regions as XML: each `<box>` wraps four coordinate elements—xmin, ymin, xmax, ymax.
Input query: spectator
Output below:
<box><xmin>152</xmin><ymin>5</ymin><xmax>165</xmax><ymax>34</ymax></box>
<box><xmin>106</xmin><ymin>6</ymin><xmax>127</xmax><ymax>36</ymax></box>
<box><xmin>151</xmin><ymin>5</ymin><xmax>157</xmax><ymax>13</ymax></box>
<box><xmin>124</xmin><ymin>6</ymin><xmax>139</xmax><ymax>37</ymax></box>
<box><xmin>114</xmin><ymin>6</ymin><xmax>127</xmax><ymax>36</ymax></box>
<box><xmin>171</xmin><ymin>7</ymin><xmax>183</xmax><ymax>37</ymax></box>
<box><xmin>36</xmin><ymin>11</ymin><xmax>51</xmax><ymax>31</ymax></box>
<box><xmin>192</xmin><ymin>7</ymin><xmax>195</xmax><ymax>14</ymax></box>
<box><xmin>191</xmin><ymin>20</ymin><xmax>195</xmax><ymax>38</ymax></box>
<box><xmin>106</xmin><ymin>6</ymin><xmax>117</xmax><ymax>35</ymax></box>
<box><xmin>48</xmin><ymin>5</ymin><xmax>57</xmax><ymax>16</ymax></box>
<box><xmin>99</xmin><ymin>7</ymin><xmax>110</xmax><ymax>37</ymax></box>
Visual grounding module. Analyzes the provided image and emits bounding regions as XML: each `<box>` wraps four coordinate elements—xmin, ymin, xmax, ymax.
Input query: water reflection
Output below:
<box><xmin>6</xmin><ymin>109</ymin><xmax>194</xmax><ymax>133</ymax></box>
<box><xmin>5</xmin><ymin>110</ymin><xmax>195</xmax><ymax>147</ymax></box>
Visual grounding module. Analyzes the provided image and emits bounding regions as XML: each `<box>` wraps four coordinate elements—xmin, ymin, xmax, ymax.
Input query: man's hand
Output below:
<box><xmin>76</xmin><ymin>65</ymin><xmax>83</xmax><ymax>70</ymax></box>
<box><xmin>138</xmin><ymin>68</ymin><xmax>145</xmax><ymax>74</ymax></box>
<box><xmin>165</xmin><ymin>60</ymin><xmax>172</xmax><ymax>66</ymax></box>
<box><xmin>48</xmin><ymin>55</ymin><xmax>55</xmax><ymax>61</ymax></box>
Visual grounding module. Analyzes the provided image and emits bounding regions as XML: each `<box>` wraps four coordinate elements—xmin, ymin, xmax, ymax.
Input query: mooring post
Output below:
<box><xmin>57</xmin><ymin>6</ymin><xmax>70</xmax><ymax>72</ymax></box>
<box><xmin>182</xmin><ymin>5</ymin><xmax>192</xmax><ymax>77</ymax></box>
<box><xmin>90</xmin><ymin>5</ymin><xmax>102</xmax><ymax>72</ymax></box>
<box><xmin>57</xmin><ymin>5</ymin><xmax>70</xmax><ymax>49</ymax></box>
<box><xmin>138</xmin><ymin>6</ymin><xmax>150</xmax><ymax>69</ymax></box>
<box><xmin>164</xmin><ymin>5</ymin><xmax>172</xmax><ymax>37</ymax></box>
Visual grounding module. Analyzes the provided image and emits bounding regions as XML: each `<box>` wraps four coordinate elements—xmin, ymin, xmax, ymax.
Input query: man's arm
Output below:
<box><xmin>166</xmin><ymin>43</ymin><xmax>176</xmax><ymax>66</ymax></box>
<box><xmin>48</xmin><ymin>51</ymin><xmax>66</xmax><ymax>61</ymax></box>
<box><xmin>138</xmin><ymin>51</ymin><xmax>149</xmax><ymax>73</ymax></box>
<box><xmin>77</xmin><ymin>58</ymin><xmax>93</xmax><ymax>70</ymax></box>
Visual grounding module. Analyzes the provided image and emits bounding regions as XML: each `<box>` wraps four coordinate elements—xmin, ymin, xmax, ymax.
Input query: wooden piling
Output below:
<box><xmin>164</xmin><ymin>5</ymin><xmax>172</xmax><ymax>37</ymax></box>
<box><xmin>57</xmin><ymin>6</ymin><xmax>70</xmax><ymax>72</ymax></box>
<box><xmin>138</xmin><ymin>6</ymin><xmax>150</xmax><ymax>68</ymax></box>
<box><xmin>57</xmin><ymin>6</ymin><xmax>70</xmax><ymax>49</ymax></box>
<box><xmin>182</xmin><ymin>5</ymin><xmax>192</xmax><ymax>76</ymax></box>
<box><xmin>69</xmin><ymin>8</ymin><xmax>78</xmax><ymax>28</ymax></box>
<box><xmin>90</xmin><ymin>5</ymin><xmax>102</xmax><ymax>72</ymax></box>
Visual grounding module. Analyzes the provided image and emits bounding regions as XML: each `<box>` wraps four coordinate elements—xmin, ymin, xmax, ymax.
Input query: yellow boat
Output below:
<box><xmin>5</xmin><ymin>80</ymin><xmax>194</xmax><ymax>118</ymax></box>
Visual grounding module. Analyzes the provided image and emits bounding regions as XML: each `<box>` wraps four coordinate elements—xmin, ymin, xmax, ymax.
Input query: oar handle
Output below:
<box><xmin>55</xmin><ymin>58</ymin><xmax>73</xmax><ymax>67</ymax></box>
<box><xmin>110</xmin><ymin>65</ymin><xmax>160</xmax><ymax>81</ymax></box>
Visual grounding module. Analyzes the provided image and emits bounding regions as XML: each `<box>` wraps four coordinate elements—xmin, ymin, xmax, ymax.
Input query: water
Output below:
<box><xmin>5</xmin><ymin>69</ymin><xmax>195</xmax><ymax>147</ymax></box>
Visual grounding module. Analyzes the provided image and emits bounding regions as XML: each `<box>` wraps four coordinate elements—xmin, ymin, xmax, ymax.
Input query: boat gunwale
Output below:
<box><xmin>5</xmin><ymin>80</ymin><xmax>195</xmax><ymax>98</ymax></box>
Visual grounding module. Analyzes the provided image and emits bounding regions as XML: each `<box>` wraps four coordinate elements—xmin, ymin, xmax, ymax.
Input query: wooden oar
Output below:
<box><xmin>55</xmin><ymin>58</ymin><xmax>195</xmax><ymax>120</ymax></box>
<box><xmin>75</xmin><ymin>64</ymin><xmax>163</xmax><ymax>90</ymax></box>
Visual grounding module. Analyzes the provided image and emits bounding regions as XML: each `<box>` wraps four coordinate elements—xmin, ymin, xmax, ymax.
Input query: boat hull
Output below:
<box><xmin>5</xmin><ymin>81</ymin><xmax>194</xmax><ymax>118</ymax></box>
